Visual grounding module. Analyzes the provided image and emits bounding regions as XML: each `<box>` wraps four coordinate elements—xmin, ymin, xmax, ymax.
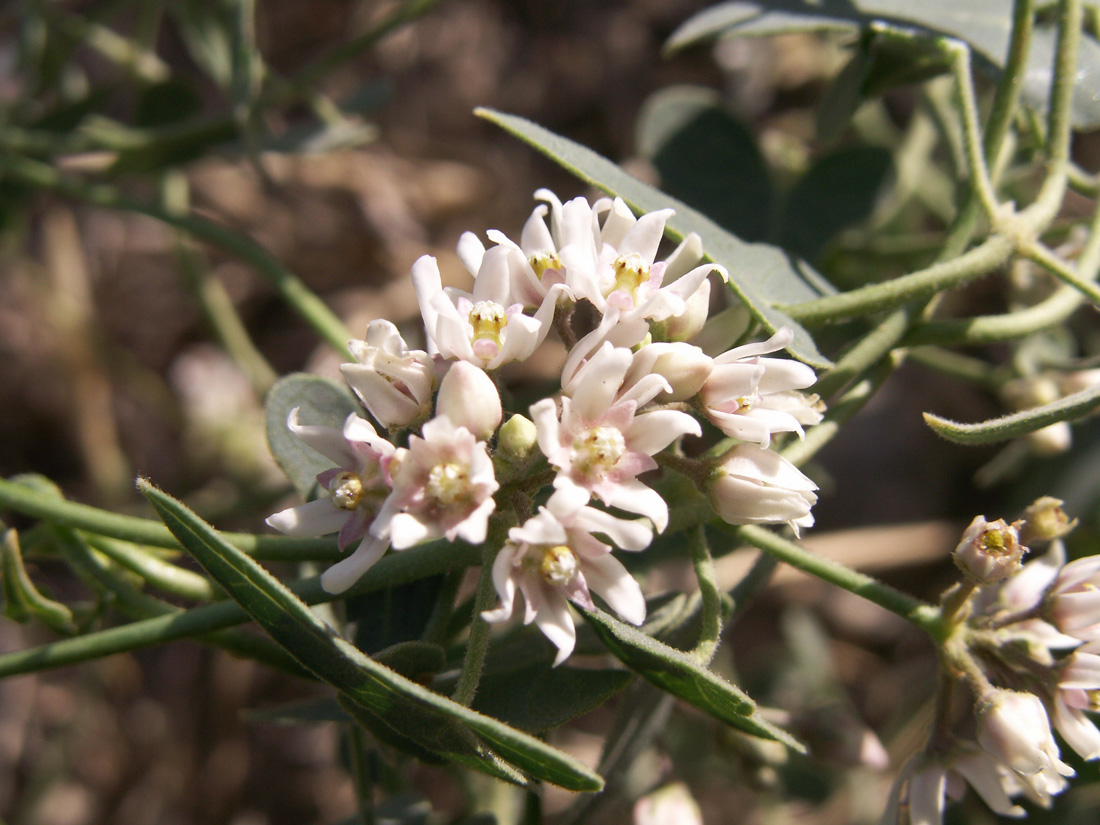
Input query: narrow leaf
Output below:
<box><xmin>476</xmin><ymin>108</ymin><xmax>832</xmax><ymax>368</ymax></box>
<box><xmin>923</xmin><ymin>383</ymin><xmax>1100</xmax><ymax>445</ymax></box>
<box><xmin>582</xmin><ymin>606</ymin><xmax>805</xmax><ymax>752</ymax></box>
<box><xmin>473</xmin><ymin>666</ymin><xmax>633</xmax><ymax>734</ymax></box>
<box><xmin>138</xmin><ymin>480</ymin><xmax>603</xmax><ymax>792</ymax></box>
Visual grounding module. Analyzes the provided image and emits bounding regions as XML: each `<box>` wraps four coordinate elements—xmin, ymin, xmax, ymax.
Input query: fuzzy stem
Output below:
<box><xmin>738</xmin><ymin>524</ymin><xmax>943</xmax><ymax>637</ymax></box>
<box><xmin>689</xmin><ymin>526</ymin><xmax>723</xmax><ymax>664</ymax></box>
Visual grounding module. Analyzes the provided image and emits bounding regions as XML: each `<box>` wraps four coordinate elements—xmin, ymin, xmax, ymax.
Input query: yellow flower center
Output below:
<box><xmin>575</xmin><ymin>426</ymin><xmax>626</xmax><ymax>475</ymax></box>
<box><xmin>330</xmin><ymin>472</ymin><xmax>365</xmax><ymax>510</ymax></box>
<box><xmin>426</xmin><ymin>462</ymin><xmax>469</xmax><ymax>506</ymax></box>
<box><xmin>468</xmin><ymin>301</ymin><xmax>508</xmax><ymax>350</ymax></box>
<box><xmin>609</xmin><ymin>252</ymin><xmax>650</xmax><ymax>300</ymax></box>
<box><xmin>539</xmin><ymin>544</ymin><xmax>579</xmax><ymax>586</ymax></box>
<box><xmin>529</xmin><ymin>251</ymin><xmax>562</xmax><ymax>280</ymax></box>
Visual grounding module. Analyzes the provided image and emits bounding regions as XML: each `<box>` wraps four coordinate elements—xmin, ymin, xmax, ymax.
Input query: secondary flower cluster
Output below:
<box><xmin>899</xmin><ymin>499</ymin><xmax>1098</xmax><ymax>825</ymax></box>
<box><xmin>267</xmin><ymin>190</ymin><xmax>824</xmax><ymax>663</ymax></box>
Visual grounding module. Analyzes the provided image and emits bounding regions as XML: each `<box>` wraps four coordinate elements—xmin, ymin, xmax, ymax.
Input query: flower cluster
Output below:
<box><xmin>899</xmin><ymin>499</ymin><xmax>1098</xmax><ymax>824</ymax></box>
<box><xmin>267</xmin><ymin>190</ymin><xmax>824</xmax><ymax>663</ymax></box>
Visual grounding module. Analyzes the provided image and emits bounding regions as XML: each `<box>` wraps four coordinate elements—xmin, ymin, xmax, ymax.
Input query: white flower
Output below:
<box><xmin>371</xmin><ymin>415</ymin><xmax>499</xmax><ymax>550</ymax></box>
<box><xmin>531</xmin><ymin>341</ymin><xmax>701</xmax><ymax>532</ymax></box>
<box><xmin>632</xmin><ymin>782</ymin><xmax>704</xmax><ymax>825</ymax></box>
<box><xmin>435</xmin><ymin>361</ymin><xmax>502</xmax><ymax>441</ymax></box>
<box><xmin>700</xmin><ymin>327</ymin><xmax>823</xmax><ymax>449</ymax></box>
<box><xmin>265</xmin><ymin>409</ymin><xmax>395</xmax><ymax>594</ymax></box>
<box><xmin>976</xmin><ymin>689</ymin><xmax>1074</xmax><ymax>795</ymax></box>
<box><xmin>482</xmin><ymin>486</ymin><xmax>650</xmax><ymax>665</ymax></box>
<box><xmin>340</xmin><ymin>320</ymin><xmax>436</xmax><ymax>430</ymax></box>
<box><xmin>906</xmin><ymin>749</ymin><xmax>1026</xmax><ymax>825</ymax></box>
<box><xmin>707</xmin><ymin>444</ymin><xmax>818</xmax><ymax>535</ymax></box>
<box><xmin>558</xmin><ymin>195</ymin><xmax>724</xmax><ymax>333</ymax></box>
<box><xmin>953</xmin><ymin>516</ymin><xmax>1027</xmax><ymax>585</ymax></box>
<box><xmin>1054</xmin><ymin>645</ymin><xmax>1100</xmax><ymax>760</ymax></box>
<box><xmin>1048</xmin><ymin>553</ymin><xmax>1100</xmax><ymax>640</ymax></box>
<box><xmin>411</xmin><ymin>252</ymin><xmax>561</xmax><ymax>370</ymax></box>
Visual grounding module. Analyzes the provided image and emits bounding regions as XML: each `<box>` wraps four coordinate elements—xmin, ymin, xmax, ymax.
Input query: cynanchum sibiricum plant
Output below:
<box><xmin>266</xmin><ymin>190</ymin><xmax>824</xmax><ymax>659</ymax></box>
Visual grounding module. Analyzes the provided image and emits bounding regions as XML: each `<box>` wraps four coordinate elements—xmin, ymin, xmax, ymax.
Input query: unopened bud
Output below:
<box><xmin>976</xmin><ymin>689</ymin><xmax>1073</xmax><ymax>781</ymax></box>
<box><xmin>628</xmin><ymin>343</ymin><xmax>713</xmax><ymax>401</ymax></box>
<box><xmin>436</xmin><ymin>361</ymin><xmax>501</xmax><ymax>440</ymax></box>
<box><xmin>498</xmin><ymin>413</ymin><xmax>538</xmax><ymax>460</ymax></box>
<box><xmin>658</xmin><ymin>278</ymin><xmax>711</xmax><ymax>342</ymax></box>
<box><xmin>1020</xmin><ymin>497</ymin><xmax>1077</xmax><ymax>546</ymax></box>
<box><xmin>953</xmin><ymin>515</ymin><xmax>1027</xmax><ymax>584</ymax></box>
<box><xmin>633</xmin><ymin>782</ymin><xmax>703</xmax><ymax>825</ymax></box>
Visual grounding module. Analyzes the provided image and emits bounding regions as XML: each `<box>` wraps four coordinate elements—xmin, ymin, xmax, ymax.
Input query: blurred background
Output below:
<box><xmin>3</xmin><ymin>1</ymin><xmax>1100</xmax><ymax>823</ymax></box>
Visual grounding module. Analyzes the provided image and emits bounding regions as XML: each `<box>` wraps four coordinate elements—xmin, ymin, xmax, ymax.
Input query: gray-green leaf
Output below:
<box><xmin>581</xmin><ymin>606</ymin><xmax>805</xmax><ymax>752</ymax></box>
<box><xmin>265</xmin><ymin>373</ymin><xmax>360</xmax><ymax>498</ymax></box>
<box><xmin>476</xmin><ymin>108</ymin><xmax>832</xmax><ymax>368</ymax></box>
<box><xmin>923</xmin><ymin>382</ymin><xmax>1100</xmax><ymax>445</ymax></box>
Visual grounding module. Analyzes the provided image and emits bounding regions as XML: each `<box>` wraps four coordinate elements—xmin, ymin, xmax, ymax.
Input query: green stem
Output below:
<box><xmin>1020</xmin><ymin>240</ymin><xmax>1100</xmax><ymax>308</ymax></box>
<box><xmin>1020</xmin><ymin>0</ymin><xmax>1082</xmax><ymax>231</ymax></box>
<box><xmin>0</xmin><ymin>539</ymin><xmax>480</xmax><ymax>679</ymax></box>
<box><xmin>738</xmin><ymin>525</ymin><xmax>942</xmax><ymax>637</ymax></box>
<box><xmin>451</xmin><ymin>533</ymin><xmax>508</xmax><ymax>706</ymax></box>
<box><xmin>907</xmin><ymin>347</ymin><xmax>1005</xmax><ymax>390</ymax></box>
<box><xmin>0</xmin><ymin>476</ymin><xmax>339</xmax><ymax>561</ymax></box>
<box><xmin>781</xmin><ymin>235</ymin><xmax>1015</xmax><ymax>325</ymax></box>
<box><xmin>944</xmin><ymin>39</ymin><xmax>1001</xmax><ymax>221</ymax></box>
<box><xmin>0</xmin><ymin>155</ymin><xmax>352</xmax><ymax>357</ymax></box>
<box><xmin>82</xmin><ymin>534</ymin><xmax>219</xmax><ymax>602</ymax></box>
<box><xmin>689</xmin><ymin>527</ymin><xmax>722</xmax><ymax>664</ymax></box>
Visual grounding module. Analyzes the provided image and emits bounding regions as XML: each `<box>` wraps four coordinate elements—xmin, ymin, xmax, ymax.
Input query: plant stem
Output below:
<box><xmin>451</xmin><ymin>539</ymin><xmax>505</xmax><ymax>706</ymax></box>
<box><xmin>1020</xmin><ymin>240</ymin><xmax>1100</xmax><ymax>307</ymax></box>
<box><xmin>0</xmin><ymin>477</ymin><xmax>338</xmax><ymax>561</ymax></box>
<box><xmin>0</xmin><ymin>539</ymin><xmax>480</xmax><ymax>679</ymax></box>
<box><xmin>738</xmin><ymin>525</ymin><xmax>943</xmax><ymax>637</ymax></box>
<box><xmin>1020</xmin><ymin>0</ymin><xmax>1082</xmax><ymax>231</ymax></box>
<box><xmin>689</xmin><ymin>527</ymin><xmax>722</xmax><ymax>664</ymax></box>
<box><xmin>781</xmin><ymin>235</ymin><xmax>1015</xmax><ymax>325</ymax></box>
<box><xmin>944</xmin><ymin>39</ymin><xmax>1001</xmax><ymax>222</ymax></box>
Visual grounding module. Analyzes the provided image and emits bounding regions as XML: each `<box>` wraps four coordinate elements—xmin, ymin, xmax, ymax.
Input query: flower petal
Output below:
<box><xmin>321</xmin><ymin>535</ymin><xmax>390</xmax><ymax>594</ymax></box>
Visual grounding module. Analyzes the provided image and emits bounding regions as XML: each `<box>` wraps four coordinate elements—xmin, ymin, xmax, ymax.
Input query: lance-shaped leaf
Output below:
<box><xmin>923</xmin><ymin>382</ymin><xmax>1100</xmax><ymax>445</ymax></box>
<box><xmin>265</xmin><ymin>373</ymin><xmax>360</xmax><ymax>498</ymax></box>
<box><xmin>138</xmin><ymin>480</ymin><xmax>604</xmax><ymax>792</ymax></box>
<box><xmin>1</xmin><ymin>528</ymin><xmax>78</xmax><ymax>635</ymax></box>
<box><xmin>667</xmin><ymin>0</ymin><xmax>1100</xmax><ymax>130</ymax></box>
<box><xmin>476</xmin><ymin>108</ymin><xmax>832</xmax><ymax>369</ymax></box>
<box><xmin>581</xmin><ymin>606</ymin><xmax>804</xmax><ymax>752</ymax></box>
<box><xmin>472</xmin><ymin>665</ymin><xmax>633</xmax><ymax>734</ymax></box>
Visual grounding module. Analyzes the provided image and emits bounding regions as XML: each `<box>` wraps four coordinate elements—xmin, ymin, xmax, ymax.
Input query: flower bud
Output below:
<box><xmin>436</xmin><ymin>361</ymin><xmax>502</xmax><ymax>441</ymax></box>
<box><xmin>657</xmin><ymin>278</ymin><xmax>711</xmax><ymax>342</ymax></box>
<box><xmin>708</xmin><ymin>444</ymin><xmax>818</xmax><ymax>536</ymax></box>
<box><xmin>976</xmin><ymin>689</ymin><xmax>1073</xmax><ymax>784</ymax></box>
<box><xmin>953</xmin><ymin>516</ymin><xmax>1027</xmax><ymax>584</ymax></box>
<box><xmin>1020</xmin><ymin>497</ymin><xmax>1077</xmax><ymax>546</ymax></box>
<box><xmin>498</xmin><ymin>413</ymin><xmax>538</xmax><ymax>460</ymax></box>
<box><xmin>627</xmin><ymin>343</ymin><xmax>713</xmax><ymax>402</ymax></box>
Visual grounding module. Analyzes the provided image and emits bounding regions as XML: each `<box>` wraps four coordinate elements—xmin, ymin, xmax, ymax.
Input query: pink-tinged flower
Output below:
<box><xmin>906</xmin><ymin>749</ymin><xmax>1026</xmax><ymax>825</ymax></box>
<box><xmin>482</xmin><ymin>486</ymin><xmax>650</xmax><ymax>665</ymax></box>
<box><xmin>471</xmin><ymin>189</ymin><xmax>577</xmax><ymax>307</ymax></box>
<box><xmin>411</xmin><ymin>253</ymin><xmax>561</xmax><ymax>370</ymax></box>
<box><xmin>371</xmin><ymin>416</ymin><xmax>498</xmax><ymax>550</ymax></box>
<box><xmin>1047</xmin><ymin>553</ymin><xmax>1100</xmax><ymax>641</ymax></box>
<box><xmin>632</xmin><ymin>782</ymin><xmax>704</xmax><ymax>825</ymax></box>
<box><xmin>1054</xmin><ymin>645</ymin><xmax>1100</xmax><ymax>760</ymax></box>
<box><xmin>435</xmin><ymin>361</ymin><xmax>502</xmax><ymax>441</ymax></box>
<box><xmin>708</xmin><ymin>444</ymin><xmax>818</xmax><ymax>535</ymax></box>
<box><xmin>552</xmin><ymin>194</ymin><xmax>724</xmax><ymax>332</ymax></box>
<box><xmin>976</xmin><ymin>689</ymin><xmax>1074</xmax><ymax>795</ymax></box>
<box><xmin>340</xmin><ymin>320</ymin><xmax>435</xmax><ymax>430</ymax></box>
<box><xmin>531</xmin><ymin>342</ymin><xmax>701</xmax><ymax>532</ymax></box>
<box><xmin>953</xmin><ymin>516</ymin><xmax>1027</xmax><ymax>585</ymax></box>
<box><xmin>266</xmin><ymin>409</ymin><xmax>395</xmax><ymax>594</ymax></box>
<box><xmin>700</xmin><ymin>327</ymin><xmax>823</xmax><ymax>449</ymax></box>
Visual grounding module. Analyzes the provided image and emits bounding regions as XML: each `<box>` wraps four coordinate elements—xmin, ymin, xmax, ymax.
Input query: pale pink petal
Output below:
<box><xmin>583</xmin><ymin>552</ymin><xmax>645</xmax><ymax>625</ymax></box>
<box><xmin>320</xmin><ymin>535</ymin><xmax>390</xmax><ymax>594</ymax></box>
<box><xmin>286</xmin><ymin>408</ymin><xmax>357</xmax><ymax>468</ymax></box>
<box><xmin>908</xmin><ymin>765</ymin><xmax>947</xmax><ymax>825</ymax></box>
<box><xmin>534</xmin><ymin>589</ymin><xmax>577</xmax><ymax>667</ymax></box>
<box><xmin>267</xmin><ymin>498</ymin><xmax>349</xmax><ymax>537</ymax></box>
<box><xmin>626</xmin><ymin>410</ymin><xmax>701</xmax><ymax>455</ymax></box>
<box><xmin>598</xmin><ymin>479</ymin><xmax>670</xmax><ymax>533</ymax></box>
